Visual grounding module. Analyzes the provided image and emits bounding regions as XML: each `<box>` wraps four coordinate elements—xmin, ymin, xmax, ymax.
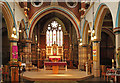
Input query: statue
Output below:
<box><xmin>53</xmin><ymin>48</ymin><xmax>56</xmax><ymax>55</ymax></box>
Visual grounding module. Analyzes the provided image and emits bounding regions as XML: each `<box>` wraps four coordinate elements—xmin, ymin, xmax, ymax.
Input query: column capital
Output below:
<box><xmin>9</xmin><ymin>38</ymin><xmax>19</xmax><ymax>42</ymax></box>
<box><xmin>92</xmin><ymin>39</ymin><xmax>101</xmax><ymax>43</ymax></box>
<box><xmin>92</xmin><ymin>41</ymin><xmax>100</xmax><ymax>43</ymax></box>
<box><xmin>113</xmin><ymin>27</ymin><xmax>120</xmax><ymax>34</ymax></box>
<box><xmin>79</xmin><ymin>43</ymin><xmax>88</xmax><ymax>47</ymax></box>
<box><xmin>25</xmin><ymin>39</ymin><xmax>32</xmax><ymax>43</ymax></box>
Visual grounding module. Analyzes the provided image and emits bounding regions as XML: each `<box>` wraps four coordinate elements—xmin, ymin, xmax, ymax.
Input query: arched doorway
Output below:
<box><xmin>93</xmin><ymin>4</ymin><xmax>115</xmax><ymax>77</ymax></box>
<box><xmin>2</xmin><ymin>15</ymin><xmax>10</xmax><ymax>65</ymax></box>
<box><xmin>100</xmin><ymin>10</ymin><xmax>115</xmax><ymax>68</ymax></box>
<box><xmin>31</xmin><ymin>12</ymin><xmax>78</xmax><ymax>69</ymax></box>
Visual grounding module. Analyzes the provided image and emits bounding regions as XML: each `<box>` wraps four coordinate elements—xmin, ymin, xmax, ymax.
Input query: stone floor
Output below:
<box><xmin>21</xmin><ymin>77</ymin><xmax>108</xmax><ymax>83</ymax></box>
<box><xmin>22</xmin><ymin>69</ymin><xmax>93</xmax><ymax>81</ymax></box>
<box><xmin>20</xmin><ymin>69</ymin><xmax>110</xmax><ymax>83</ymax></box>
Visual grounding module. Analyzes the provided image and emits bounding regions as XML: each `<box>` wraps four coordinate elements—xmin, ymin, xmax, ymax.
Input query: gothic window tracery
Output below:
<box><xmin>46</xmin><ymin>21</ymin><xmax>63</xmax><ymax>46</ymax></box>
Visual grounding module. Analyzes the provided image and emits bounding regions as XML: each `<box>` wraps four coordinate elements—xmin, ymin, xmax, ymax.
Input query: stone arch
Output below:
<box><xmin>114</xmin><ymin>2</ymin><xmax>120</xmax><ymax>34</ymax></box>
<box><xmin>2</xmin><ymin>1</ymin><xmax>18</xmax><ymax>38</ymax></box>
<box><xmin>116</xmin><ymin>2</ymin><xmax>120</xmax><ymax>28</ymax></box>
<box><xmin>94</xmin><ymin>3</ymin><xmax>114</xmax><ymax>41</ymax></box>
<box><xmin>28</xmin><ymin>6</ymin><xmax>81</xmax><ymax>39</ymax></box>
<box><xmin>82</xmin><ymin>20</ymin><xmax>89</xmax><ymax>45</ymax></box>
<box><xmin>102</xmin><ymin>28</ymin><xmax>115</xmax><ymax>45</ymax></box>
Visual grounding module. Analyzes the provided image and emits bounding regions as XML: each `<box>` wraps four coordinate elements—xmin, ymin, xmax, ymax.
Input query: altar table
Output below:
<box><xmin>44</xmin><ymin>62</ymin><xmax>67</xmax><ymax>73</ymax></box>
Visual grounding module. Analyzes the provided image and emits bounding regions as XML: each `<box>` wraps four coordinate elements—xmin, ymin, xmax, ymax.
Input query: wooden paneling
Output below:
<box><xmin>40</xmin><ymin>35</ymin><xmax>46</xmax><ymax>48</ymax></box>
<box><xmin>64</xmin><ymin>35</ymin><xmax>69</xmax><ymax>49</ymax></box>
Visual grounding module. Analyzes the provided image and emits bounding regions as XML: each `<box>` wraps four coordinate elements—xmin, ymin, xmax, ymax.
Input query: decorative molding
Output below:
<box><xmin>28</xmin><ymin>6</ymin><xmax>81</xmax><ymax>39</ymax></box>
<box><xmin>113</xmin><ymin>27</ymin><xmax>120</xmax><ymax>33</ymax></box>
<box><xmin>66</xmin><ymin>0</ymin><xmax>78</xmax><ymax>8</ymax></box>
<box><xmin>50</xmin><ymin>0</ymin><xmax>58</xmax><ymax>6</ymax></box>
<box><xmin>31</xmin><ymin>0</ymin><xmax>43</xmax><ymax>7</ymax></box>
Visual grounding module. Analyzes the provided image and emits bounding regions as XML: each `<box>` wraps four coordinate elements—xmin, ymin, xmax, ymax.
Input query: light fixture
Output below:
<box><xmin>94</xmin><ymin>36</ymin><xmax>97</xmax><ymax>40</ymax></box>
<box><xmin>11</xmin><ymin>33</ymin><xmax>15</xmax><ymax>38</ymax></box>
<box><xmin>79</xmin><ymin>43</ymin><xmax>82</xmax><ymax>46</ymax></box>
<box><xmin>14</xmin><ymin>35</ymin><xmax>17</xmax><ymax>38</ymax></box>
<box><xmin>19</xmin><ymin>30</ymin><xmax>22</xmax><ymax>33</ymax></box>
<box><xmin>92</xmin><ymin>30</ymin><xmax>95</xmax><ymax>33</ymax></box>
<box><xmin>79</xmin><ymin>38</ymin><xmax>82</xmax><ymax>46</ymax></box>
<box><xmin>88</xmin><ymin>30</ymin><xmax>91</xmax><ymax>33</ymax></box>
<box><xmin>13</xmin><ymin>27</ymin><xmax>16</xmax><ymax>32</ymax></box>
<box><xmin>91</xmin><ymin>37</ymin><xmax>94</xmax><ymax>41</ymax></box>
<box><xmin>80</xmin><ymin>38</ymin><xmax>82</xmax><ymax>42</ymax></box>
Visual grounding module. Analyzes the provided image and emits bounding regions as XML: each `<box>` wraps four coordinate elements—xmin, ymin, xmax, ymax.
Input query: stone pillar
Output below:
<box><xmin>78</xmin><ymin>44</ymin><xmax>81</xmax><ymax>70</ymax></box>
<box><xmin>92</xmin><ymin>41</ymin><xmax>100</xmax><ymax>77</ymax></box>
<box><xmin>78</xmin><ymin>44</ymin><xmax>88</xmax><ymax>71</ymax></box>
<box><xmin>9</xmin><ymin>38</ymin><xmax>20</xmax><ymax>82</ymax></box>
<box><xmin>24</xmin><ymin>40</ymin><xmax>32</xmax><ymax>64</ymax></box>
<box><xmin>113</xmin><ymin>27</ymin><xmax>120</xmax><ymax>68</ymax></box>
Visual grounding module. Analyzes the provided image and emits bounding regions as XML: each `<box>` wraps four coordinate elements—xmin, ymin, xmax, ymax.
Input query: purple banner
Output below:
<box><xmin>12</xmin><ymin>46</ymin><xmax>18</xmax><ymax>60</ymax></box>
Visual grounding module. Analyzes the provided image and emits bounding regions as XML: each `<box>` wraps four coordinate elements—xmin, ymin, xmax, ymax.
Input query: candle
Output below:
<box><xmin>112</xmin><ymin>59</ymin><xmax>114</xmax><ymax>63</ymax></box>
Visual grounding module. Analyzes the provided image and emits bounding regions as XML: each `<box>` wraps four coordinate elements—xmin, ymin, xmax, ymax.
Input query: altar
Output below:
<box><xmin>44</xmin><ymin>44</ymin><xmax>67</xmax><ymax>74</ymax></box>
<box><xmin>44</xmin><ymin>55</ymin><xmax>67</xmax><ymax>73</ymax></box>
<box><xmin>44</xmin><ymin>62</ymin><xmax>67</xmax><ymax>74</ymax></box>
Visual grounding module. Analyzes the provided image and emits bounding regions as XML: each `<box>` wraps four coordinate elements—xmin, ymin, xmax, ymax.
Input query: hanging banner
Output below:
<box><xmin>93</xmin><ymin>46</ymin><xmax>97</xmax><ymax>61</ymax></box>
<box><xmin>12</xmin><ymin>46</ymin><xmax>18</xmax><ymax>62</ymax></box>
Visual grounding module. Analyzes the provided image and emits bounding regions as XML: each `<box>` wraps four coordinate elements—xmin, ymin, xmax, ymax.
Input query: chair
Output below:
<box><xmin>106</xmin><ymin>68</ymin><xmax>115</xmax><ymax>82</ymax></box>
<box><xmin>101</xmin><ymin>65</ymin><xmax>106</xmax><ymax>80</ymax></box>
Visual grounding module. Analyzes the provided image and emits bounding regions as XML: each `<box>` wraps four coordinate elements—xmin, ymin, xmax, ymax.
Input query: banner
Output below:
<box><xmin>93</xmin><ymin>46</ymin><xmax>97</xmax><ymax>61</ymax></box>
<box><xmin>12</xmin><ymin>46</ymin><xmax>18</xmax><ymax>62</ymax></box>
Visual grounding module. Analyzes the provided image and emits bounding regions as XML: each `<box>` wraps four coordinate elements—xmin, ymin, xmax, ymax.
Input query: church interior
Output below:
<box><xmin>1</xmin><ymin>0</ymin><xmax>120</xmax><ymax>83</ymax></box>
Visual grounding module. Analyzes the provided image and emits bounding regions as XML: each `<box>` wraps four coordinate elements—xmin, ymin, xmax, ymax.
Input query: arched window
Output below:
<box><xmin>46</xmin><ymin>21</ymin><xmax>63</xmax><ymax>46</ymax></box>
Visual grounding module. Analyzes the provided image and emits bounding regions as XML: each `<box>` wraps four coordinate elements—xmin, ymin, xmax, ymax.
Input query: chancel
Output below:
<box><xmin>1</xmin><ymin>0</ymin><xmax>120</xmax><ymax>82</ymax></box>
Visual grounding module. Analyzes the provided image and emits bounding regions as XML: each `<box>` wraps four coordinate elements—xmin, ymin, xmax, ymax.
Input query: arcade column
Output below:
<box><xmin>9</xmin><ymin>38</ymin><xmax>21</xmax><ymax>82</ymax></box>
<box><xmin>113</xmin><ymin>27</ymin><xmax>120</xmax><ymax>68</ymax></box>
<box><xmin>23</xmin><ymin>40</ymin><xmax>32</xmax><ymax>68</ymax></box>
<box><xmin>92</xmin><ymin>41</ymin><xmax>100</xmax><ymax>77</ymax></box>
<box><xmin>78</xmin><ymin>44</ymin><xmax>88</xmax><ymax>71</ymax></box>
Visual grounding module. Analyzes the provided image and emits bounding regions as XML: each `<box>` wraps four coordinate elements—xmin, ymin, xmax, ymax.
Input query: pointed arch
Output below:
<box><xmin>2</xmin><ymin>1</ymin><xmax>18</xmax><ymax>38</ymax></box>
<box><xmin>115</xmin><ymin>2</ymin><xmax>120</xmax><ymax>28</ymax></box>
<box><xmin>94</xmin><ymin>3</ymin><xmax>114</xmax><ymax>40</ymax></box>
<box><xmin>28</xmin><ymin>6</ymin><xmax>81</xmax><ymax>39</ymax></box>
<box><xmin>82</xmin><ymin>20</ymin><xmax>89</xmax><ymax>45</ymax></box>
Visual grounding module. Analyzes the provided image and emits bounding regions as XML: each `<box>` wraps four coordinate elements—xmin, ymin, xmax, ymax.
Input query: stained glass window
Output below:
<box><xmin>46</xmin><ymin>21</ymin><xmax>63</xmax><ymax>46</ymax></box>
<box><xmin>50</xmin><ymin>30</ymin><xmax>52</xmax><ymax>46</ymax></box>
<box><xmin>46</xmin><ymin>30</ymin><xmax>49</xmax><ymax>46</ymax></box>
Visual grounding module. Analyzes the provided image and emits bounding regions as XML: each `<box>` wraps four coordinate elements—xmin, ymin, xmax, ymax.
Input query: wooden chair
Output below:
<box><xmin>106</xmin><ymin>68</ymin><xmax>115</xmax><ymax>82</ymax></box>
<box><xmin>101</xmin><ymin>65</ymin><xmax>106</xmax><ymax>80</ymax></box>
